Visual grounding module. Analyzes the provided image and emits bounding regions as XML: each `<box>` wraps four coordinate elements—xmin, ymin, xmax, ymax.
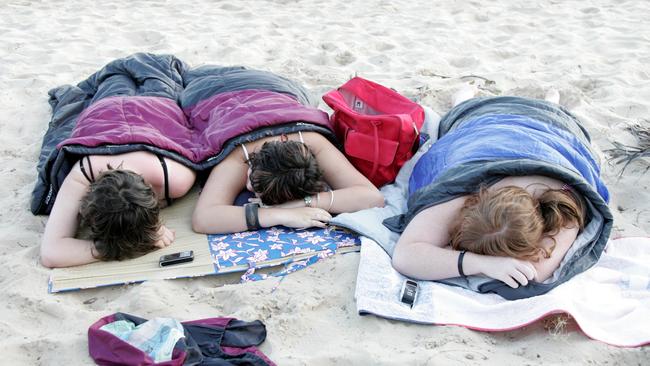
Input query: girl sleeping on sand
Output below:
<box><xmin>392</xmin><ymin>175</ymin><xmax>586</xmax><ymax>287</ymax></box>
<box><xmin>390</xmin><ymin>85</ymin><xmax>610</xmax><ymax>289</ymax></box>
<box><xmin>37</xmin><ymin>54</ymin><xmax>383</xmax><ymax>267</ymax></box>
<box><xmin>40</xmin><ymin>98</ymin><xmax>196</xmax><ymax>268</ymax></box>
<box><xmin>182</xmin><ymin>67</ymin><xmax>385</xmax><ymax>235</ymax></box>
<box><xmin>191</xmin><ymin>130</ymin><xmax>385</xmax><ymax>234</ymax></box>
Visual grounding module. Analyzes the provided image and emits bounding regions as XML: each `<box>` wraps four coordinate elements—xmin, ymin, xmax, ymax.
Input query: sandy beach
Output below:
<box><xmin>1</xmin><ymin>0</ymin><xmax>649</xmax><ymax>364</ymax></box>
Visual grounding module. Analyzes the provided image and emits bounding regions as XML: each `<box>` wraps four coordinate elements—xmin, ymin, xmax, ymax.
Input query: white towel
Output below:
<box><xmin>355</xmin><ymin>236</ymin><xmax>650</xmax><ymax>347</ymax></box>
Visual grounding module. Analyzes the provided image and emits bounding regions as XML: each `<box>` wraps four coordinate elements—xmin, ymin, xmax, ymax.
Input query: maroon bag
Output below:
<box><xmin>322</xmin><ymin>77</ymin><xmax>425</xmax><ymax>187</ymax></box>
<box><xmin>88</xmin><ymin>313</ymin><xmax>275</xmax><ymax>366</ymax></box>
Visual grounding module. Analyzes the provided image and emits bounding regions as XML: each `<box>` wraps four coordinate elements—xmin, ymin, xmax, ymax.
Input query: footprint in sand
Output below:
<box><xmin>375</xmin><ymin>42</ymin><xmax>396</xmax><ymax>51</ymax></box>
<box><xmin>326</xmin><ymin>20</ymin><xmax>357</xmax><ymax>28</ymax></box>
<box><xmin>335</xmin><ymin>51</ymin><xmax>356</xmax><ymax>66</ymax></box>
<box><xmin>320</xmin><ymin>42</ymin><xmax>338</xmax><ymax>51</ymax></box>
<box><xmin>369</xmin><ymin>54</ymin><xmax>390</xmax><ymax>66</ymax></box>
<box><xmin>310</xmin><ymin>52</ymin><xmax>333</xmax><ymax>66</ymax></box>
<box><xmin>492</xmin><ymin>48</ymin><xmax>519</xmax><ymax>59</ymax></box>
<box><xmin>129</xmin><ymin>30</ymin><xmax>165</xmax><ymax>47</ymax></box>
<box><xmin>558</xmin><ymin>88</ymin><xmax>582</xmax><ymax>109</ymax></box>
<box><xmin>449</xmin><ymin>56</ymin><xmax>480</xmax><ymax>68</ymax></box>
<box><xmin>493</xmin><ymin>35</ymin><xmax>511</xmax><ymax>43</ymax></box>
<box><xmin>220</xmin><ymin>4</ymin><xmax>244</xmax><ymax>11</ymax></box>
<box><xmin>571</xmin><ymin>78</ymin><xmax>613</xmax><ymax>100</ymax></box>
<box><xmin>475</xmin><ymin>13</ymin><xmax>489</xmax><ymax>22</ymax></box>
<box><xmin>580</xmin><ymin>7</ymin><xmax>600</xmax><ymax>14</ymax></box>
<box><xmin>636</xmin><ymin>70</ymin><xmax>649</xmax><ymax>81</ymax></box>
<box><xmin>218</xmin><ymin>46</ymin><xmax>237</xmax><ymax>56</ymax></box>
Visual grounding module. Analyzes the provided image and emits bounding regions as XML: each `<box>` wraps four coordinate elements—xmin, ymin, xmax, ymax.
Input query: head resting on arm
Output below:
<box><xmin>449</xmin><ymin>185</ymin><xmax>585</xmax><ymax>261</ymax></box>
<box><xmin>79</xmin><ymin>168</ymin><xmax>161</xmax><ymax>261</ymax></box>
<box><xmin>248</xmin><ymin>140</ymin><xmax>327</xmax><ymax>205</ymax></box>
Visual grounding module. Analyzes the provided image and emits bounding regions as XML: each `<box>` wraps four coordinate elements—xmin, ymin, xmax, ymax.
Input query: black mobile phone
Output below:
<box><xmin>400</xmin><ymin>279</ymin><xmax>418</xmax><ymax>308</ymax></box>
<box><xmin>159</xmin><ymin>250</ymin><xmax>194</xmax><ymax>267</ymax></box>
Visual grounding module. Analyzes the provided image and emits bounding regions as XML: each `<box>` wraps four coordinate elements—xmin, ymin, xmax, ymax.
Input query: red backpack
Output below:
<box><xmin>322</xmin><ymin>77</ymin><xmax>425</xmax><ymax>187</ymax></box>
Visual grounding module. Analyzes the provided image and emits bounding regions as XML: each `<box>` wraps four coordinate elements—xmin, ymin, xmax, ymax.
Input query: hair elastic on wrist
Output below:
<box><xmin>244</xmin><ymin>202</ymin><xmax>261</xmax><ymax>231</ymax></box>
<box><xmin>327</xmin><ymin>190</ymin><xmax>334</xmax><ymax>211</ymax></box>
<box><xmin>457</xmin><ymin>250</ymin><xmax>467</xmax><ymax>278</ymax></box>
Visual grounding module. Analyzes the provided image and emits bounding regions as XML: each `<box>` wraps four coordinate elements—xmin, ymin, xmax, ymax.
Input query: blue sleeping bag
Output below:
<box><xmin>385</xmin><ymin>96</ymin><xmax>613</xmax><ymax>299</ymax></box>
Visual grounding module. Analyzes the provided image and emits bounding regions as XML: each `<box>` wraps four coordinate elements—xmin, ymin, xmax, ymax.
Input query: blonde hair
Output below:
<box><xmin>449</xmin><ymin>185</ymin><xmax>585</xmax><ymax>261</ymax></box>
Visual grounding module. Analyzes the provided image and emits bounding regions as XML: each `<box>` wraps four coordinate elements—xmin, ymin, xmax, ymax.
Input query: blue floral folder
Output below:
<box><xmin>48</xmin><ymin>193</ymin><xmax>360</xmax><ymax>293</ymax></box>
<box><xmin>209</xmin><ymin>226</ymin><xmax>360</xmax><ymax>282</ymax></box>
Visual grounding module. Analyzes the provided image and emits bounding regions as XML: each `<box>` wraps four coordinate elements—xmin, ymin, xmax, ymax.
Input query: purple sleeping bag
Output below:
<box><xmin>32</xmin><ymin>53</ymin><xmax>336</xmax><ymax>215</ymax></box>
<box><xmin>58</xmin><ymin>92</ymin><xmax>331</xmax><ymax>164</ymax></box>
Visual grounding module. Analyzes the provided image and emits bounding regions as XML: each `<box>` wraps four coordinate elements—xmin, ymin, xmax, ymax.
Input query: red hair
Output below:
<box><xmin>449</xmin><ymin>185</ymin><xmax>585</xmax><ymax>261</ymax></box>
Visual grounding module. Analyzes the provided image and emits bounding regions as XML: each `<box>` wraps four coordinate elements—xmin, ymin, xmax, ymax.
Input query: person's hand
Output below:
<box><xmin>279</xmin><ymin>207</ymin><xmax>332</xmax><ymax>229</ymax></box>
<box><xmin>154</xmin><ymin>224</ymin><xmax>175</xmax><ymax>248</ymax></box>
<box><xmin>472</xmin><ymin>255</ymin><xmax>537</xmax><ymax>288</ymax></box>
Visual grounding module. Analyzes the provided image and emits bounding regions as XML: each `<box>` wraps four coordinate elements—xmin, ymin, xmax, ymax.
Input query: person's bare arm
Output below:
<box><xmin>391</xmin><ymin>198</ymin><xmax>537</xmax><ymax>288</ymax></box>
<box><xmin>192</xmin><ymin>156</ymin><xmax>251</xmax><ymax>233</ymax></box>
<box><xmin>40</xmin><ymin>169</ymin><xmax>97</xmax><ymax>268</ymax></box>
<box><xmin>310</xmin><ymin>134</ymin><xmax>384</xmax><ymax>213</ymax></box>
<box><xmin>533</xmin><ymin>226</ymin><xmax>579</xmax><ymax>282</ymax></box>
<box><xmin>192</xmin><ymin>155</ymin><xmax>332</xmax><ymax>234</ymax></box>
<box><xmin>391</xmin><ymin>199</ymin><xmax>467</xmax><ymax>279</ymax></box>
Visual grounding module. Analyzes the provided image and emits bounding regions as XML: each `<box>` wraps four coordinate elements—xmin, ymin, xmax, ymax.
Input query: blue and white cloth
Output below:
<box><xmin>100</xmin><ymin>317</ymin><xmax>185</xmax><ymax>362</ymax></box>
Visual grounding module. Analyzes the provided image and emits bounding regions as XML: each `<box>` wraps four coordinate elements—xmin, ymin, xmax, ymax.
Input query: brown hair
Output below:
<box><xmin>449</xmin><ymin>185</ymin><xmax>585</xmax><ymax>261</ymax></box>
<box><xmin>79</xmin><ymin>168</ymin><xmax>161</xmax><ymax>261</ymax></box>
<box><xmin>248</xmin><ymin>140</ymin><xmax>327</xmax><ymax>205</ymax></box>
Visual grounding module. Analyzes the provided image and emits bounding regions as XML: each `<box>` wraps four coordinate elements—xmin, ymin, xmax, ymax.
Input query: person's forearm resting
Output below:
<box><xmin>40</xmin><ymin>237</ymin><xmax>98</xmax><ymax>268</ymax></box>
<box><xmin>323</xmin><ymin>186</ymin><xmax>384</xmax><ymax>213</ymax></box>
<box><xmin>392</xmin><ymin>241</ymin><xmax>485</xmax><ymax>280</ymax></box>
<box><xmin>192</xmin><ymin>204</ymin><xmax>293</xmax><ymax>234</ymax></box>
<box><xmin>267</xmin><ymin>186</ymin><xmax>383</xmax><ymax>213</ymax></box>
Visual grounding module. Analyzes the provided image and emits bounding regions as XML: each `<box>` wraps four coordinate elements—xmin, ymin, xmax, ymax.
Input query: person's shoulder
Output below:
<box><xmin>496</xmin><ymin>175</ymin><xmax>564</xmax><ymax>189</ymax></box>
<box><xmin>89</xmin><ymin>151</ymin><xmax>151</xmax><ymax>170</ymax></box>
<box><xmin>303</xmin><ymin>131</ymin><xmax>331</xmax><ymax>152</ymax></box>
<box><xmin>65</xmin><ymin>163</ymin><xmax>92</xmax><ymax>187</ymax></box>
<box><xmin>417</xmin><ymin>196</ymin><xmax>467</xmax><ymax>219</ymax></box>
<box><xmin>495</xmin><ymin>175</ymin><xmax>566</xmax><ymax>198</ymax></box>
<box><xmin>303</xmin><ymin>131</ymin><xmax>328</xmax><ymax>143</ymax></box>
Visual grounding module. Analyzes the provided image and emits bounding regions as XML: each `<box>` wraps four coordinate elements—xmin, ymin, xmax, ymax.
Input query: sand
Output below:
<box><xmin>1</xmin><ymin>0</ymin><xmax>648</xmax><ymax>364</ymax></box>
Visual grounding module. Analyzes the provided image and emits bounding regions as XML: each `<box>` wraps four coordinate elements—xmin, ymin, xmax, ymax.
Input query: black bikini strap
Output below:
<box><xmin>157</xmin><ymin>155</ymin><xmax>172</xmax><ymax>207</ymax></box>
<box><xmin>79</xmin><ymin>156</ymin><xmax>95</xmax><ymax>183</ymax></box>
